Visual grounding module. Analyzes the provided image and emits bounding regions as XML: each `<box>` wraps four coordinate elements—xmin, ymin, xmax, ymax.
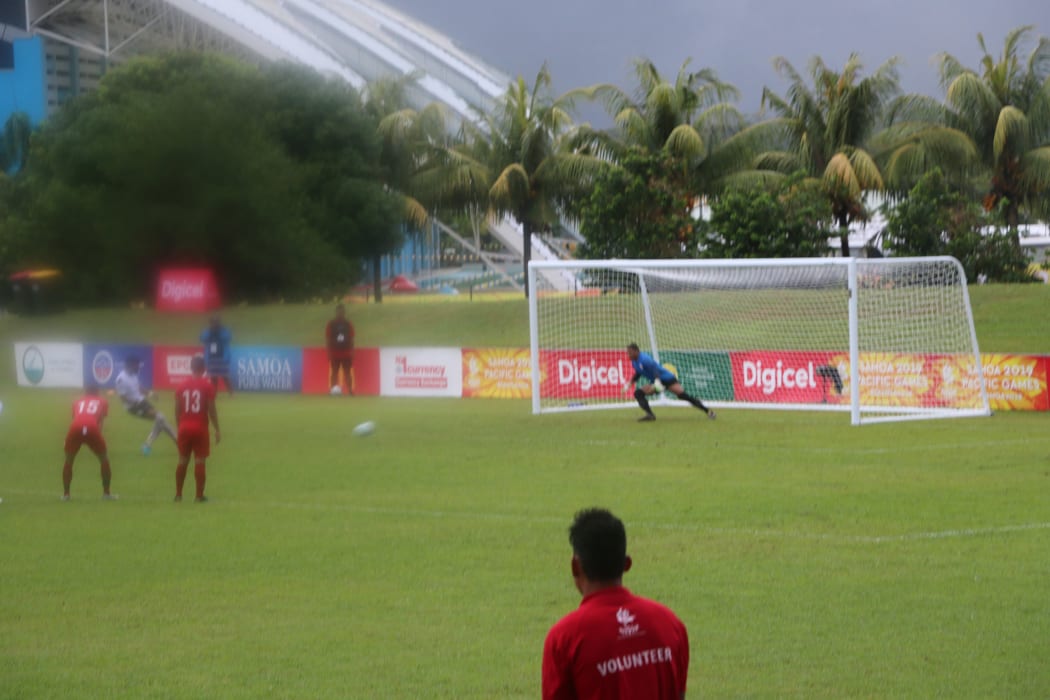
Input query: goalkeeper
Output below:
<box><xmin>623</xmin><ymin>343</ymin><xmax>716</xmax><ymax>422</ymax></box>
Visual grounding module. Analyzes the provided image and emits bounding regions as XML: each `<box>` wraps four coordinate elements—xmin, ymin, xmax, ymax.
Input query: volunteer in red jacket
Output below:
<box><xmin>543</xmin><ymin>508</ymin><xmax>689</xmax><ymax>699</ymax></box>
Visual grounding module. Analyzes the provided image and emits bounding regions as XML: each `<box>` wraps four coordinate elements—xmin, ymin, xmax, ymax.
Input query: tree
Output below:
<box><xmin>578</xmin><ymin>150</ymin><xmax>699</xmax><ymax>259</ymax></box>
<box><xmin>704</xmin><ymin>174</ymin><xmax>834</xmax><ymax>258</ymax></box>
<box><xmin>750</xmin><ymin>55</ymin><xmax>905</xmax><ymax>257</ymax></box>
<box><xmin>431</xmin><ymin>65</ymin><xmax>602</xmax><ymax>296</ymax></box>
<box><xmin>883</xmin><ymin>168</ymin><xmax>1033</xmax><ymax>281</ymax></box>
<box><xmin>937</xmin><ymin>25</ymin><xmax>1050</xmax><ymax>226</ymax></box>
<box><xmin>4</xmin><ymin>53</ymin><xmax>398</xmax><ymax>302</ymax></box>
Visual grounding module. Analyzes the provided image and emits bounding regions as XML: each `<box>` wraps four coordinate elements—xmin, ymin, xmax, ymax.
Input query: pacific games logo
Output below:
<box><xmin>92</xmin><ymin>350</ymin><xmax>115</xmax><ymax>384</ymax></box>
<box><xmin>21</xmin><ymin>345</ymin><xmax>45</xmax><ymax>385</ymax></box>
<box><xmin>616</xmin><ymin>607</ymin><xmax>641</xmax><ymax>639</ymax></box>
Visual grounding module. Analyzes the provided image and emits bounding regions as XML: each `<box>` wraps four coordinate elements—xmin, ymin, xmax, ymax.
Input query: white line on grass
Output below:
<box><xmin>6</xmin><ymin>488</ymin><xmax>1050</xmax><ymax>545</ymax></box>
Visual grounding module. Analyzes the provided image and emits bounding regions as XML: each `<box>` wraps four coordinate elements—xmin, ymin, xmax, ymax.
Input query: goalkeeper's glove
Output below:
<box><xmin>652</xmin><ymin>379</ymin><xmax>665</xmax><ymax>392</ymax></box>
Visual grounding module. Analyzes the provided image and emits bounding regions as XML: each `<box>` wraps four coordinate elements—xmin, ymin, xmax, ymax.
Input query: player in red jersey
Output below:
<box><xmin>543</xmin><ymin>508</ymin><xmax>689</xmax><ymax>700</ymax></box>
<box><xmin>325</xmin><ymin>303</ymin><xmax>355</xmax><ymax>395</ymax></box>
<box><xmin>174</xmin><ymin>355</ymin><xmax>221</xmax><ymax>503</ymax></box>
<box><xmin>63</xmin><ymin>385</ymin><xmax>116</xmax><ymax>500</ymax></box>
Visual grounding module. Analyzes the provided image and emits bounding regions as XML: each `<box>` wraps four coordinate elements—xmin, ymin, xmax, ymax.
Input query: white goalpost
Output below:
<box><xmin>528</xmin><ymin>257</ymin><xmax>991</xmax><ymax>425</ymax></box>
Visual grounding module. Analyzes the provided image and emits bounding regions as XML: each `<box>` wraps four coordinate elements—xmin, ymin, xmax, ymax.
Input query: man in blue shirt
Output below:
<box><xmin>623</xmin><ymin>342</ymin><xmax>715</xmax><ymax>422</ymax></box>
<box><xmin>200</xmin><ymin>316</ymin><xmax>233</xmax><ymax>396</ymax></box>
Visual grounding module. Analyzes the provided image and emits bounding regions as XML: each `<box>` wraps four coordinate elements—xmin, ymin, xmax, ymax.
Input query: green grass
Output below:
<box><xmin>1</xmin><ymin>284</ymin><xmax>1049</xmax><ymax>698</ymax></box>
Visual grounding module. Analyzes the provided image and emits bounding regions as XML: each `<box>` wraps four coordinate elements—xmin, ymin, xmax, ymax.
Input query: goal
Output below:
<box><xmin>528</xmin><ymin>257</ymin><xmax>991</xmax><ymax>425</ymax></box>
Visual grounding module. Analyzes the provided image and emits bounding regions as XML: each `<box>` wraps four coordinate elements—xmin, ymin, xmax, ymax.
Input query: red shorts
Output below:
<box><xmin>65</xmin><ymin>425</ymin><xmax>106</xmax><ymax>456</ymax></box>
<box><xmin>177</xmin><ymin>426</ymin><xmax>210</xmax><ymax>459</ymax></box>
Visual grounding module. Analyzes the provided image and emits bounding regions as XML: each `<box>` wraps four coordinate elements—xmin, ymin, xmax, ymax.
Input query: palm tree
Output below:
<box><xmin>751</xmin><ymin>54</ymin><xmax>903</xmax><ymax>257</ymax></box>
<box><xmin>427</xmin><ymin>65</ymin><xmax>603</xmax><ymax>296</ymax></box>
<box><xmin>937</xmin><ymin>25</ymin><xmax>1050</xmax><ymax>226</ymax></box>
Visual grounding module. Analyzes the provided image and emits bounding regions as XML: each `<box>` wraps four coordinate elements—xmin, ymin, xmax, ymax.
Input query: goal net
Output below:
<box><xmin>528</xmin><ymin>258</ymin><xmax>990</xmax><ymax>425</ymax></box>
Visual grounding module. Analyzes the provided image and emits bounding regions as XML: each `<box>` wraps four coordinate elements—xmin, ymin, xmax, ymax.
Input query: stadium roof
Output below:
<box><xmin>24</xmin><ymin>0</ymin><xmax>511</xmax><ymax>120</ymax></box>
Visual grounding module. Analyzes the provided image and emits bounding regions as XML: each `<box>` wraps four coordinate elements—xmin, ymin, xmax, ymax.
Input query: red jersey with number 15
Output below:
<box><xmin>71</xmin><ymin>395</ymin><xmax>108</xmax><ymax>429</ymax></box>
<box><xmin>176</xmin><ymin>377</ymin><xmax>216</xmax><ymax>431</ymax></box>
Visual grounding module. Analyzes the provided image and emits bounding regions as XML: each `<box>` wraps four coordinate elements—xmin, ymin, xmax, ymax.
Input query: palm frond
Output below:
<box><xmin>993</xmin><ymin>105</ymin><xmax>1030</xmax><ymax>161</ymax></box>
<box><xmin>664</xmin><ymin>124</ymin><xmax>704</xmax><ymax>160</ymax></box>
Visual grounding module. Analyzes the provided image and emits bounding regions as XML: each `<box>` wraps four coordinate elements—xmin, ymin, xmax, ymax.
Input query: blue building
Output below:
<box><xmin>0</xmin><ymin>36</ymin><xmax>47</xmax><ymax>127</ymax></box>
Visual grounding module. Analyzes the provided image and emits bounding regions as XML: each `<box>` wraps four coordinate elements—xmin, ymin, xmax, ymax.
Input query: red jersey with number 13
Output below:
<box><xmin>176</xmin><ymin>377</ymin><xmax>216</xmax><ymax>431</ymax></box>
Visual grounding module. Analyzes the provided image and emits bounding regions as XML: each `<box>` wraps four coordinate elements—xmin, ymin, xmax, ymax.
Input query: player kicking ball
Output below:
<box><xmin>62</xmin><ymin>385</ymin><xmax>117</xmax><ymax>500</ymax></box>
<box><xmin>623</xmin><ymin>342</ymin><xmax>716</xmax><ymax>422</ymax></box>
<box><xmin>114</xmin><ymin>356</ymin><xmax>177</xmax><ymax>455</ymax></box>
<box><xmin>174</xmin><ymin>355</ymin><xmax>221</xmax><ymax>503</ymax></box>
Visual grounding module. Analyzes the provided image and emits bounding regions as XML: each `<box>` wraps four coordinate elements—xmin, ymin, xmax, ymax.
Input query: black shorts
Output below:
<box><xmin>127</xmin><ymin>400</ymin><xmax>155</xmax><ymax>418</ymax></box>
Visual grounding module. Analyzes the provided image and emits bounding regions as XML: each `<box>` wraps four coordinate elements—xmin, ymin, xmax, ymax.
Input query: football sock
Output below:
<box><xmin>634</xmin><ymin>388</ymin><xmax>654</xmax><ymax>416</ymax></box>
<box><xmin>62</xmin><ymin>460</ymin><xmax>73</xmax><ymax>495</ymax></box>
<box><xmin>100</xmin><ymin>459</ymin><xmax>112</xmax><ymax>494</ymax></box>
<box><xmin>194</xmin><ymin>462</ymin><xmax>206</xmax><ymax>499</ymax></box>
<box><xmin>679</xmin><ymin>392</ymin><xmax>710</xmax><ymax>412</ymax></box>
<box><xmin>175</xmin><ymin>462</ymin><xmax>188</xmax><ymax>498</ymax></box>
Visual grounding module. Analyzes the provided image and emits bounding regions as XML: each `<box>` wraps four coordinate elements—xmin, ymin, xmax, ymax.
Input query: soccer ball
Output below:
<box><xmin>330</xmin><ymin>385</ymin><xmax>343</xmax><ymax>396</ymax></box>
<box><xmin>352</xmin><ymin>420</ymin><xmax>376</xmax><ymax>437</ymax></box>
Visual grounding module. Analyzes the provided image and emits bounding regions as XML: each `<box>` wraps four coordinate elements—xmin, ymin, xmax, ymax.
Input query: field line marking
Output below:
<box><xmin>4</xmin><ymin>488</ymin><xmax>1049</xmax><ymax>545</ymax></box>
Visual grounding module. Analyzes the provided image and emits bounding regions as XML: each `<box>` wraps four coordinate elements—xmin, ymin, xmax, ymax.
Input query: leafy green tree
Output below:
<box><xmin>430</xmin><ymin>65</ymin><xmax>603</xmax><ymax>296</ymax></box>
<box><xmin>579</xmin><ymin>150</ymin><xmax>698</xmax><ymax>259</ymax></box>
<box><xmin>704</xmin><ymin>175</ymin><xmax>833</xmax><ymax>258</ymax></box>
<box><xmin>937</xmin><ymin>25</ymin><xmax>1050</xmax><ymax>225</ymax></box>
<box><xmin>4</xmin><ymin>53</ymin><xmax>401</xmax><ymax>303</ymax></box>
<box><xmin>883</xmin><ymin>168</ymin><xmax>1033</xmax><ymax>281</ymax></box>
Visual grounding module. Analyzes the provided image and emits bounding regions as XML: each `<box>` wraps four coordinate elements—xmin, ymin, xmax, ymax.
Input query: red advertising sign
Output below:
<box><xmin>539</xmin><ymin>350</ymin><xmax>634</xmax><ymax>400</ymax></box>
<box><xmin>155</xmin><ymin>268</ymin><xmax>220</xmax><ymax>312</ymax></box>
<box><xmin>302</xmin><ymin>347</ymin><xmax>380</xmax><ymax>396</ymax></box>
<box><xmin>152</xmin><ymin>345</ymin><xmax>202</xmax><ymax>390</ymax></box>
<box><xmin>730</xmin><ymin>351</ymin><xmax>844</xmax><ymax>405</ymax></box>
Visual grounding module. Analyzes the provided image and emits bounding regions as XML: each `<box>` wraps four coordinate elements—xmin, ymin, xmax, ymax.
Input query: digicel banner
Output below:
<box><xmin>730</xmin><ymin>351</ymin><xmax>844</xmax><ymax>405</ymax></box>
<box><xmin>540</xmin><ymin>350</ymin><xmax>634</xmax><ymax>400</ymax></box>
<box><xmin>155</xmin><ymin>268</ymin><xmax>220</xmax><ymax>312</ymax></box>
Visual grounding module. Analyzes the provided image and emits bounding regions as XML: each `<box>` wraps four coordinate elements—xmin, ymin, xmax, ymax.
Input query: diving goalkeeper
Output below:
<box><xmin>623</xmin><ymin>342</ymin><xmax>716</xmax><ymax>422</ymax></box>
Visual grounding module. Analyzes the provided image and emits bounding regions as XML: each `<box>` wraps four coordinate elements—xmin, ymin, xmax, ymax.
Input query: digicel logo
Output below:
<box><xmin>558</xmin><ymin>358</ymin><xmax>629</xmax><ymax>391</ymax></box>
<box><xmin>161</xmin><ymin>280</ymin><xmax>205</xmax><ymax>302</ymax></box>
<box><xmin>743</xmin><ymin>360</ymin><xmax>817</xmax><ymax>395</ymax></box>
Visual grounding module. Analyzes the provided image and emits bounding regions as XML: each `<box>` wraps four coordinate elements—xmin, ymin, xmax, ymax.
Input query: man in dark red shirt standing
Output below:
<box><xmin>543</xmin><ymin>508</ymin><xmax>689</xmax><ymax>700</ymax></box>
<box><xmin>325</xmin><ymin>303</ymin><xmax>355</xmax><ymax>395</ymax></box>
<box><xmin>62</xmin><ymin>385</ymin><xmax>116</xmax><ymax>501</ymax></box>
<box><xmin>174</xmin><ymin>355</ymin><xmax>221</xmax><ymax>503</ymax></box>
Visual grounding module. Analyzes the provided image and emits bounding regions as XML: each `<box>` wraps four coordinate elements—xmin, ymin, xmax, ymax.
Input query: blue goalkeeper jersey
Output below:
<box><xmin>632</xmin><ymin>352</ymin><xmax>677</xmax><ymax>384</ymax></box>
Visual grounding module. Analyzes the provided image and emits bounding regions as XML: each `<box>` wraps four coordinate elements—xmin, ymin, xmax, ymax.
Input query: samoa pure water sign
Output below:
<box><xmin>231</xmin><ymin>346</ymin><xmax>303</xmax><ymax>393</ymax></box>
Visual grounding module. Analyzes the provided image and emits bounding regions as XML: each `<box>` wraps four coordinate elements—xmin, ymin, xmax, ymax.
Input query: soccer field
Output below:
<box><xmin>2</xmin><ymin>288</ymin><xmax>1049</xmax><ymax>698</ymax></box>
<box><xmin>1</xmin><ymin>389</ymin><xmax>1048</xmax><ymax>698</ymax></box>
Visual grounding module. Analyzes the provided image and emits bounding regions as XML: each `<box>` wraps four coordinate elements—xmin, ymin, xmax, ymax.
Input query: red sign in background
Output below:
<box><xmin>302</xmin><ymin>347</ymin><xmax>380</xmax><ymax>396</ymax></box>
<box><xmin>152</xmin><ymin>345</ymin><xmax>202</xmax><ymax>390</ymax></box>
<box><xmin>155</xmin><ymin>268</ymin><xmax>220</xmax><ymax>312</ymax></box>
<box><xmin>539</xmin><ymin>350</ymin><xmax>635</xmax><ymax>400</ymax></box>
<box><xmin>730</xmin><ymin>351</ymin><xmax>842</xmax><ymax>404</ymax></box>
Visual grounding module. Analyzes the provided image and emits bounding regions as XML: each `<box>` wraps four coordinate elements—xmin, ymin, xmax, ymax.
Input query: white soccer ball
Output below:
<box><xmin>352</xmin><ymin>420</ymin><xmax>376</xmax><ymax>437</ymax></box>
<box><xmin>330</xmin><ymin>385</ymin><xmax>343</xmax><ymax>396</ymax></box>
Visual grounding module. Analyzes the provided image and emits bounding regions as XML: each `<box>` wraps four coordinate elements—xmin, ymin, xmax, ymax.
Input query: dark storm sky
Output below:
<box><xmin>382</xmin><ymin>0</ymin><xmax>1048</xmax><ymax>114</ymax></box>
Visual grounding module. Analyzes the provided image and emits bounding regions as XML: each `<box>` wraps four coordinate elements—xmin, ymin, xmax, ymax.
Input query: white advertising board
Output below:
<box><xmin>380</xmin><ymin>348</ymin><xmax>463</xmax><ymax>397</ymax></box>
<box><xmin>14</xmin><ymin>342</ymin><xmax>84</xmax><ymax>387</ymax></box>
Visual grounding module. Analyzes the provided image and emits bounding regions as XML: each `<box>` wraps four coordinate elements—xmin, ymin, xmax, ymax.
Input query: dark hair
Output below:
<box><xmin>191</xmin><ymin>354</ymin><xmax>206</xmax><ymax>373</ymax></box>
<box><xmin>569</xmin><ymin>508</ymin><xmax>627</xmax><ymax>581</ymax></box>
<box><xmin>627</xmin><ymin>343</ymin><xmax>640</xmax><ymax>352</ymax></box>
<box><xmin>84</xmin><ymin>384</ymin><xmax>100</xmax><ymax>395</ymax></box>
<box><xmin>125</xmin><ymin>356</ymin><xmax>140</xmax><ymax>366</ymax></box>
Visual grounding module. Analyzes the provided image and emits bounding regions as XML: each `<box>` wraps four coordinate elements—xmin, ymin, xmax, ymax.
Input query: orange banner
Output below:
<box><xmin>979</xmin><ymin>354</ymin><xmax>1049</xmax><ymax>411</ymax></box>
<box><xmin>462</xmin><ymin>348</ymin><xmax>533</xmax><ymax>398</ymax></box>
